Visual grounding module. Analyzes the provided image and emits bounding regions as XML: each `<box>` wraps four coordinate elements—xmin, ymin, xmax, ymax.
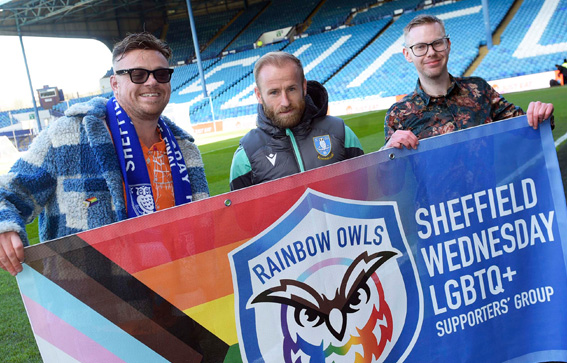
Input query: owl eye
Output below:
<box><xmin>345</xmin><ymin>283</ymin><xmax>371</xmax><ymax>313</ymax></box>
<box><xmin>294</xmin><ymin>307</ymin><xmax>324</xmax><ymax>328</ymax></box>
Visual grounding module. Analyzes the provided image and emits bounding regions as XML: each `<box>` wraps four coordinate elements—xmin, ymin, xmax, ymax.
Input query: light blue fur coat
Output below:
<box><xmin>0</xmin><ymin>97</ymin><xmax>209</xmax><ymax>245</ymax></box>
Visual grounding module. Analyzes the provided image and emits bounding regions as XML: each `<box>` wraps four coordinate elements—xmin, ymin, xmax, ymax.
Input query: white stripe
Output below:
<box><xmin>513</xmin><ymin>0</ymin><xmax>567</xmax><ymax>58</ymax></box>
<box><xmin>292</xmin><ymin>44</ymin><xmax>311</xmax><ymax>58</ymax></box>
<box><xmin>201</xmin><ymin>144</ymin><xmax>239</xmax><ymax>155</ymax></box>
<box><xmin>303</xmin><ymin>35</ymin><xmax>352</xmax><ymax>75</ymax></box>
<box><xmin>34</xmin><ymin>335</ymin><xmax>81</xmax><ymax>363</ymax></box>
<box><xmin>555</xmin><ymin>132</ymin><xmax>567</xmax><ymax>148</ymax></box>
<box><xmin>348</xmin><ymin>35</ymin><xmax>405</xmax><ymax>88</ymax></box>
<box><xmin>348</xmin><ymin>5</ymin><xmax>482</xmax><ymax>88</ymax></box>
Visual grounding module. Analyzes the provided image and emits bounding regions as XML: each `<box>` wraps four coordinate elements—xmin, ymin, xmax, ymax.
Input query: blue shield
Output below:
<box><xmin>314</xmin><ymin>135</ymin><xmax>332</xmax><ymax>157</ymax></box>
<box><xmin>229</xmin><ymin>189</ymin><xmax>423</xmax><ymax>363</ymax></box>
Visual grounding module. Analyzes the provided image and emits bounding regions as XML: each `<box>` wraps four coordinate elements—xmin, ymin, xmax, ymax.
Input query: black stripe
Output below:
<box><xmin>25</xmin><ymin>235</ymin><xmax>229</xmax><ymax>363</ymax></box>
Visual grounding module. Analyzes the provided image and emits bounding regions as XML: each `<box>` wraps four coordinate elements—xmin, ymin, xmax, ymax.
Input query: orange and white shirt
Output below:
<box><xmin>140</xmin><ymin>137</ymin><xmax>175</xmax><ymax>211</ymax></box>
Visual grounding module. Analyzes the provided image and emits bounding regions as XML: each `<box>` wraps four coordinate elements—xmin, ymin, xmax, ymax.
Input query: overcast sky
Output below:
<box><xmin>0</xmin><ymin>36</ymin><xmax>112</xmax><ymax>111</ymax></box>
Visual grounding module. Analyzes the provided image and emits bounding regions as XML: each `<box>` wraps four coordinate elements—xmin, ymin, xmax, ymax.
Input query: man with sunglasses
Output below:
<box><xmin>0</xmin><ymin>32</ymin><xmax>209</xmax><ymax>276</ymax></box>
<box><xmin>384</xmin><ymin>14</ymin><xmax>554</xmax><ymax>150</ymax></box>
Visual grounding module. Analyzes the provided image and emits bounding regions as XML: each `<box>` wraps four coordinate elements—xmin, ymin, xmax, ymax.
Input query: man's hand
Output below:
<box><xmin>0</xmin><ymin>232</ymin><xmax>24</xmax><ymax>276</ymax></box>
<box><xmin>526</xmin><ymin>101</ymin><xmax>554</xmax><ymax>129</ymax></box>
<box><xmin>385</xmin><ymin>130</ymin><xmax>419</xmax><ymax>150</ymax></box>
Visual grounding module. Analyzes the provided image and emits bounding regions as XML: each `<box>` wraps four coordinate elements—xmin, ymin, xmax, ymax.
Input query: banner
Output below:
<box><xmin>17</xmin><ymin>116</ymin><xmax>567</xmax><ymax>362</ymax></box>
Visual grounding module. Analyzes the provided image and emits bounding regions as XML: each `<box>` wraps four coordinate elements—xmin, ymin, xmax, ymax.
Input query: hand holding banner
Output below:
<box><xmin>17</xmin><ymin>116</ymin><xmax>567</xmax><ymax>362</ymax></box>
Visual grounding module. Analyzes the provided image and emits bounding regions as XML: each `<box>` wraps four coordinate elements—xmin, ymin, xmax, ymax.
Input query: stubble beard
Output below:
<box><xmin>421</xmin><ymin>53</ymin><xmax>448</xmax><ymax>80</ymax></box>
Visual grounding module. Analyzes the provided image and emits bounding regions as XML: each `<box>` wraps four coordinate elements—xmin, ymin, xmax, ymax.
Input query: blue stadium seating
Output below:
<box><xmin>176</xmin><ymin>20</ymin><xmax>390</xmax><ymax>123</ymax></box>
<box><xmin>0</xmin><ymin>111</ymin><xmax>16</xmax><ymax>129</ymax></box>
<box><xmin>324</xmin><ymin>0</ymin><xmax>516</xmax><ymax>101</ymax></box>
<box><xmin>0</xmin><ymin>106</ymin><xmax>48</xmax><ymax>130</ymax></box>
<box><xmin>473</xmin><ymin>0</ymin><xmax>567</xmax><ymax>80</ymax></box>
<box><xmin>7</xmin><ymin>0</ymin><xmax>567</xmax><ymax>128</ymax></box>
<box><xmin>172</xmin><ymin>43</ymin><xmax>285</xmax><ymax>123</ymax></box>
<box><xmin>227</xmin><ymin>0</ymin><xmax>320</xmax><ymax>51</ymax></box>
<box><xmin>287</xmin><ymin>20</ymin><xmax>390</xmax><ymax>84</ymax></box>
<box><xmin>171</xmin><ymin>58</ymin><xmax>221</xmax><ymax>93</ymax></box>
<box><xmin>351</xmin><ymin>0</ymin><xmax>423</xmax><ymax>25</ymax></box>
<box><xmin>166</xmin><ymin>10</ymin><xmax>239</xmax><ymax>64</ymax></box>
<box><xmin>306</xmin><ymin>0</ymin><xmax>369</xmax><ymax>33</ymax></box>
<box><xmin>201</xmin><ymin>3</ymin><xmax>267</xmax><ymax>59</ymax></box>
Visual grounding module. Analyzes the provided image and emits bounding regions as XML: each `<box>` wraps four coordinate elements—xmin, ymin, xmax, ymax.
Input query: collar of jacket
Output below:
<box><xmin>256</xmin><ymin>80</ymin><xmax>329</xmax><ymax>137</ymax></box>
<box><xmin>415</xmin><ymin>74</ymin><xmax>462</xmax><ymax>106</ymax></box>
<box><xmin>64</xmin><ymin>96</ymin><xmax>195</xmax><ymax>143</ymax></box>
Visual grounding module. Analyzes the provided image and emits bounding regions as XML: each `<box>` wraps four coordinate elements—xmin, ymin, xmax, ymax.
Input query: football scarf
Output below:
<box><xmin>106</xmin><ymin>97</ymin><xmax>193</xmax><ymax>217</ymax></box>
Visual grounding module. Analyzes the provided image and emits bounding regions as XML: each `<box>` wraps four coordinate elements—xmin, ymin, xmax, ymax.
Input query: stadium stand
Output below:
<box><xmin>51</xmin><ymin>92</ymin><xmax>113</xmax><ymax>113</ymax></box>
<box><xmin>166</xmin><ymin>11</ymin><xmax>239</xmax><ymax>64</ymax></box>
<box><xmin>8</xmin><ymin>0</ymin><xmax>567</xmax><ymax>128</ymax></box>
<box><xmin>324</xmin><ymin>0</ymin><xmax>516</xmax><ymax>101</ymax></box>
<box><xmin>473</xmin><ymin>0</ymin><xmax>567</xmax><ymax>81</ymax></box>
<box><xmin>173</xmin><ymin>43</ymin><xmax>285</xmax><ymax>123</ymax></box>
<box><xmin>351</xmin><ymin>0</ymin><xmax>423</xmax><ymax>25</ymax></box>
<box><xmin>286</xmin><ymin>20</ymin><xmax>391</xmax><ymax>84</ymax></box>
<box><xmin>171</xmin><ymin>58</ymin><xmax>221</xmax><ymax>93</ymax></box>
<box><xmin>227</xmin><ymin>0</ymin><xmax>320</xmax><ymax>51</ymax></box>
<box><xmin>173</xmin><ymin>19</ymin><xmax>390</xmax><ymax>123</ymax></box>
<box><xmin>201</xmin><ymin>2</ymin><xmax>268</xmax><ymax>59</ymax></box>
<box><xmin>306</xmin><ymin>0</ymin><xmax>369</xmax><ymax>33</ymax></box>
<box><xmin>0</xmin><ymin>107</ymin><xmax>42</xmax><ymax>129</ymax></box>
<box><xmin>0</xmin><ymin>113</ymin><xmax>11</xmax><ymax>129</ymax></box>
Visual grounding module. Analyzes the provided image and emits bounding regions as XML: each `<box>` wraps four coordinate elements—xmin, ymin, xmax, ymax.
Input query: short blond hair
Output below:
<box><xmin>403</xmin><ymin>14</ymin><xmax>446</xmax><ymax>43</ymax></box>
<box><xmin>253</xmin><ymin>52</ymin><xmax>305</xmax><ymax>88</ymax></box>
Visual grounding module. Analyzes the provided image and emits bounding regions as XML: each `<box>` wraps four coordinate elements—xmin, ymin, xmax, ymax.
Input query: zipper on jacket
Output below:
<box><xmin>285</xmin><ymin>128</ymin><xmax>305</xmax><ymax>172</ymax></box>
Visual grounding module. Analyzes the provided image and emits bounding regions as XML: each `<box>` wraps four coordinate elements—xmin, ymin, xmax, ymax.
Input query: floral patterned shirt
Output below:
<box><xmin>384</xmin><ymin>76</ymin><xmax>525</xmax><ymax>144</ymax></box>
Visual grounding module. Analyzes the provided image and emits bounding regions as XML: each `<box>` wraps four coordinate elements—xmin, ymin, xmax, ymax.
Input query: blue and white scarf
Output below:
<box><xmin>106</xmin><ymin>97</ymin><xmax>192</xmax><ymax>218</ymax></box>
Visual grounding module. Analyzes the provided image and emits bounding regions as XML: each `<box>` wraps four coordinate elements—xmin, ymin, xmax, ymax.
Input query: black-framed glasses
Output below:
<box><xmin>407</xmin><ymin>36</ymin><xmax>450</xmax><ymax>57</ymax></box>
<box><xmin>115</xmin><ymin>68</ymin><xmax>174</xmax><ymax>84</ymax></box>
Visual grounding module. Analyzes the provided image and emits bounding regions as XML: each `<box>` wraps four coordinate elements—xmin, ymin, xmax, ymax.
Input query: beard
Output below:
<box><xmin>263</xmin><ymin>97</ymin><xmax>306</xmax><ymax>129</ymax></box>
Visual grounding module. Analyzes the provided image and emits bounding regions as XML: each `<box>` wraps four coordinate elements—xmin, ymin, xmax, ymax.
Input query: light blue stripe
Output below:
<box><xmin>17</xmin><ymin>265</ymin><xmax>168</xmax><ymax>363</ymax></box>
<box><xmin>503</xmin><ymin>349</ymin><xmax>567</xmax><ymax>363</ymax></box>
<box><xmin>286</xmin><ymin>128</ymin><xmax>305</xmax><ymax>172</ymax></box>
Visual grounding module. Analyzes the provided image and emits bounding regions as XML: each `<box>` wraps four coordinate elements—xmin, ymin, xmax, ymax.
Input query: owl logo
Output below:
<box><xmin>130</xmin><ymin>184</ymin><xmax>155</xmax><ymax>215</ymax></box>
<box><xmin>250</xmin><ymin>251</ymin><xmax>397</xmax><ymax>362</ymax></box>
<box><xmin>314</xmin><ymin>135</ymin><xmax>332</xmax><ymax>157</ymax></box>
<box><xmin>230</xmin><ymin>189</ymin><xmax>423</xmax><ymax>363</ymax></box>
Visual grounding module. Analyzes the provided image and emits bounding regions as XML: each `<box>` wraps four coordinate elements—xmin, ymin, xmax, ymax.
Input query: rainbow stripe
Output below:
<box><xmin>17</xmin><ymin>158</ymin><xmax>373</xmax><ymax>362</ymax></box>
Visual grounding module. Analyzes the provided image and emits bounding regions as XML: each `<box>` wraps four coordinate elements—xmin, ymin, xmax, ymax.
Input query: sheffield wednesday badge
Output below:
<box><xmin>129</xmin><ymin>184</ymin><xmax>155</xmax><ymax>216</ymax></box>
<box><xmin>229</xmin><ymin>189</ymin><xmax>424</xmax><ymax>362</ymax></box>
<box><xmin>314</xmin><ymin>135</ymin><xmax>332</xmax><ymax>158</ymax></box>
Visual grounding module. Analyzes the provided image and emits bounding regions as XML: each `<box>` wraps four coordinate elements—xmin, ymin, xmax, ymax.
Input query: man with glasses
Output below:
<box><xmin>384</xmin><ymin>14</ymin><xmax>554</xmax><ymax>149</ymax></box>
<box><xmin>0</xmin><ymin>32</ymin><xmax>209</xmax><ymax>276</ymax></box>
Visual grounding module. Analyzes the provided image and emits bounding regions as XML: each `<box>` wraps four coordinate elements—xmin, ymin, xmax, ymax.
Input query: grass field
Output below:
<box><xmin>1</xmin><ymin>86</ymin><xmax>566</xmax><ymax>361</ymax></box>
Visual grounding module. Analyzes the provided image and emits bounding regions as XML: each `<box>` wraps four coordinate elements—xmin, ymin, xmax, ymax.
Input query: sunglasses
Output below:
<box><xmin>115</xmin><ymin>68</ymin><xmax>174</xmax><ymax>84</ymax></box>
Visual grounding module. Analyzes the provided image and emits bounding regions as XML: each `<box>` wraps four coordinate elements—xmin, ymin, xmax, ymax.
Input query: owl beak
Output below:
<box><xmin>327</xmin><ymin>308</ymin><xmax>347</xmax><ymax>341</ymax></box>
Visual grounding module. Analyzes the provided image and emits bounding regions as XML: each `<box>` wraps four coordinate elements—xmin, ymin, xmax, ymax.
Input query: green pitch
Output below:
<box><xmin>1</xmin><ymin>86</ymin><xmax>566</xmax><ymax>361</ymax></box>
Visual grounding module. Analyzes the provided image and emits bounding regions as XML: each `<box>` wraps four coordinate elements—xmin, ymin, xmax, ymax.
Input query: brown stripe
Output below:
<box><xmin>25</xmin><ymin>235</ymin><xmax>229</xmax><ymax>363</ymax></box>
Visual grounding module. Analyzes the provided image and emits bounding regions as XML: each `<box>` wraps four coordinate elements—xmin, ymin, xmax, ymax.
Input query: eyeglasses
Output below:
<box><xmin>115</xmin><ymin>68</ymin><xmax>174</xmax><ymax>84</ymax></box>
<box><xmin>407</xmin><ymin>36</ymin><xmax>450</xmax><ymax>57</ymax></box>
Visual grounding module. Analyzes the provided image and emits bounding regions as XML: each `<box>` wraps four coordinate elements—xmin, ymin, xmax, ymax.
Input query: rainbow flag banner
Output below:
<box><xmin>17</xmin><ymin>116</ymin><xmax>567</xmax><ymax>362</ymax></box>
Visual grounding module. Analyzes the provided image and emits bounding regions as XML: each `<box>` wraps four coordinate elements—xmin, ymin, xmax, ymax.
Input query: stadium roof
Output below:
<box><xmin>0</xmin><ymin>0</ymin><xmax>253</xmax><ymax>48</ymax></box>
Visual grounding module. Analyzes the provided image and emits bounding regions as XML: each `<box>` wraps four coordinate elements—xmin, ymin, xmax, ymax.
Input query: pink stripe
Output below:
<box><xmin>22</xmin><ymin>294</ymin><xmax>125</xmax><ymax>363</ymax></box>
